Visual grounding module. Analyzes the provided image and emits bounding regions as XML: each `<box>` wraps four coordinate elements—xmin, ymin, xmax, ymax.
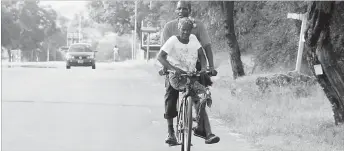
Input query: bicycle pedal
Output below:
<box><xmin>169</xmin><ymin>143</ymin><xmax>193</xmax><ymax>147</ymax></box>
<box><xmin>168</xmin><ymin>143</ymin><xmax>181</xmax><ymax>147</ymax></box>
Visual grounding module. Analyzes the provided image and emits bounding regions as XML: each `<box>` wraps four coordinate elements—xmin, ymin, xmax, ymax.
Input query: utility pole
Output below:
<box><xmin>132</xmin><ymin>30</ymin><xmax>134</xmax><ymax>60</ymax></box>
<box><xmin>78</xmin><ymin>12</ymin><xmax>82</xmax><ymax>43</ymax></box>
<box><xmin>133</xmin><ymin>0</ymin><xmax>137</xmax><ymax>60</ymax></box>
<box><xmin>149</xmin><ymin>1</ymin><xmax>152</xmax><ymax>9</ymax></box>
<box><xmin>67</xmin><ymin>20</ymin><xmax>72</xmax><ymax>47</ymax></box>
<box><xmin>287</xmin><ymin>12</ymin><xmax>308</xmax><ymax>73</ymax></box>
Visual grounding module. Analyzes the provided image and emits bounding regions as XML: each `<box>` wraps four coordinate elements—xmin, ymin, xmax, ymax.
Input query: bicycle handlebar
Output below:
<box><xmin>164</xmin><ymin>69</ymin><xmax>212</xmax><ymax>77</ymax></box>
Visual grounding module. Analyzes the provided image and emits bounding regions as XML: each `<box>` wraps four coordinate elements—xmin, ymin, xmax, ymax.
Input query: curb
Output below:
<box><xmin>2</xmin><ymin>64</ymin><xmax>60</xmax><ymax>69</ymax></box>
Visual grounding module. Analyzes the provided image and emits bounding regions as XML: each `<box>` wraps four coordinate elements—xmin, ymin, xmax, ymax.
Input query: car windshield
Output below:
<box><xmin>69</xmin><ymin>44</ymin><xmax>93</xmax><ymax>52</ymax></box>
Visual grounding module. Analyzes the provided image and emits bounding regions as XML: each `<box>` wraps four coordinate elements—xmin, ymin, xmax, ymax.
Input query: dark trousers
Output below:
<box><xmin>164</xmin><ymin>61</ymin><xmax>203</xmax><ymax>119</ymax></box>
<box><xmin>164</xmin><ymin>77</ymin><xmax>180</xmax><ymax>119</ymax></box>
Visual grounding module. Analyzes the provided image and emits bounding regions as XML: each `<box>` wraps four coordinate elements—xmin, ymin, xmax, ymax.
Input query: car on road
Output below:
<box><xmin>65</xmin><ymin>43</ymin><xmax>97</xmax><ymax>69</ymax></box>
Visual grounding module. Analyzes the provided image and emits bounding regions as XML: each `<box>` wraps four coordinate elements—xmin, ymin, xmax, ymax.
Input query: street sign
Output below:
<box><xmin>141</xmin><ymin>27</ymin><xmax>158</xmax><ymax>32</ymax></box>
<box><xmin>67</xmin><ymin>33</ymin><xmax>83</xmax><ymax>39</ymax></box>
<box><xmin>314</xmin><ymin>64</ymin><xmax>323</xmax><ymax>75</ymax></box>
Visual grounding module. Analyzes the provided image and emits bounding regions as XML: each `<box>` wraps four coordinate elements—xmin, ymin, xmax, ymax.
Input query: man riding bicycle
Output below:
<box><xmin>159</xmin><ymin>1</ymin><xmax>220</xmax><ymax>145</ymax></box>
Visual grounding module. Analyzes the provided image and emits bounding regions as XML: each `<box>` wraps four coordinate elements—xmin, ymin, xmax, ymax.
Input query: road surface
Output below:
<box><xmin>2</xmin><ymin>63</ymin><xmax>258</xmax><ymax>151</ymax></box>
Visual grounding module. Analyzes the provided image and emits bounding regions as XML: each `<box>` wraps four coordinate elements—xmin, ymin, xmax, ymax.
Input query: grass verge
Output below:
<box><xmin>145</xmin><ymin>52</ymin><xmax>343</xmax><ymax>151</ymax></box>
<box><xmin>210</xmin><ymin>53</ymin><xmax>344</xmax><ymax>151</ymax></box>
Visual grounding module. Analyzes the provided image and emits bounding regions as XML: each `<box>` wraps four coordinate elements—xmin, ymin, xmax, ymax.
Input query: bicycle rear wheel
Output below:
<box><xmin>183</xmin><ymin>96</ymin><xmax>193</xmax><ymax>151</ymax></box>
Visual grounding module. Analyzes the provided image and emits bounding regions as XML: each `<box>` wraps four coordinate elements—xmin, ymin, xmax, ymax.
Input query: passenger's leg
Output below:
<box><xmin>192</xmin><ymin>81</ymin><xmax>220</xmax><ymax>144</ymax></box>
<box><xmin>192</xmin><ymin>100</ymin><xmax>207</xmax><ymax>139</ymax></box>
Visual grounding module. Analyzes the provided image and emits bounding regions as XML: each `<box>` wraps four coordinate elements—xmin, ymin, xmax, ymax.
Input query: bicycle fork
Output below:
<box><xmin>177</xmin><ymin>95</ymin><xmax>188</xmax><ymax>133</ymax></box>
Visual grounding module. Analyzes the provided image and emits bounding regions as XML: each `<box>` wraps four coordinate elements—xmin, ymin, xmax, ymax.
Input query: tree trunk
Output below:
<box><xmin>47</xmin><ymin>42</ymin><xmax>50</xmax><ymax>62</ymax></box>
<box><xmin>31</xmin><ymin>50</ymin><xmax>34</xmax><ymax>62</ymax></box>
<box><xmin>304</xmin><ymin>1</ymin><xmax>344</xmax><ymax>125</ymax></box>
<box><xmin>7</xmin><ymin>48</ymin><xmax>12</xmax><ymax>62</ymax></box>
<box><xmin>54</xmin><ymin>47</ymin><xmax>57</xmax><ymax>61</ymax></box>
<box><xmin>222</xmin><ymin>1</ymin><xmax>245</xmax><ymax>79</ymax></box>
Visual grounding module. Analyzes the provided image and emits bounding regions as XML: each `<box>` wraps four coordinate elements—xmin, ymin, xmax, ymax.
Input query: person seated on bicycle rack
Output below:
<box><xmin>157</xmin><ymin>17</ymin><xmax>220</xmax><ymax>145</ymax></box>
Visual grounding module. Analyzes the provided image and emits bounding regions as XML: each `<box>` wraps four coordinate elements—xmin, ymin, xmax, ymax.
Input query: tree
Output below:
<box><xmin>87</xmin><ymin>1</ymin><xmax>176</xmax><ymax>39</ymax></box>
<box><xmin>87</xmin><ymin>0</ymin><xmax>136</xmax><ymax>35</ymax></box>
<box><xmin>1</xmin><ymin>2</ymin><xmax>22</xmax><ymax>60</ymax></box>
<box><xmin>304</xmin><ymin>1</ymin><xmax>344</xmax><ymax>125</ymax></box>
<box><xmin>2</xmin><ymin>1</ymin><xmax>71</xmax><ymax>62</ymax></box>
<box><xmin>1</xmin><ymin>1</ymin><xmax>62</xmax><ymax>61</ymax></box>
<box><xmin>221</xmin><ymin>1</ymin><xmax>245</xmax><ymax>79</ymax></box>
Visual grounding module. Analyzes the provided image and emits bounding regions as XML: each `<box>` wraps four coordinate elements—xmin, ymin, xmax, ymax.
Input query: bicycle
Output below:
<box><xmin>160</xmin><ymin>69</ymin><xmax>213</xmax><ymax>151</ymax></box>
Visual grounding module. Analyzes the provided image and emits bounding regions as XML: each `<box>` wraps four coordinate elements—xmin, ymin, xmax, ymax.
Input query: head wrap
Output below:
<box><xmin>178</xmin><ymin>17</ymin><xmax>194</xmax><ymax>30</ymax></box>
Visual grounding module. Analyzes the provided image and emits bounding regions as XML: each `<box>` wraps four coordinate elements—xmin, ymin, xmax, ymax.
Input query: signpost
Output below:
<box><xmin>66</xmin><ymin>12</ymin><xmax>84</xmax><ymax>47</ymax></box>
<box><xmin>67</xmin><ymin>33</ymin><xmax>83</xmax><ymax>46</ymax></box>
<box><xmin>287</xmin><ymin>12</ymin><xmax>308</xmax><ymax>73</ymax></box>
<box><xmin>141</xmin><ymin>20</ymin><xmax>159</xmax><ymax>61</ymax></box>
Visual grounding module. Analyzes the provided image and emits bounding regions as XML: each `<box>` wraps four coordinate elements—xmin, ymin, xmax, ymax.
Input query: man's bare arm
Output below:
<box><xmin>203</xmin><ymin>44</ymin><xmax>214</xmax><ymax>69</ymax></box>
<box><xmin>198</xmin><ymin>48</ymin><xmax>207</xmax><ymax>71</ymax></box>
<box><xmin>160</xmin><ymin>23</ymin><xmax>171</xmax><ymax>71</ymax></box>
<box><xmin>196</xmin><ymin>21</ymin><xmax>215</xmax><ymax>69</ymax></box>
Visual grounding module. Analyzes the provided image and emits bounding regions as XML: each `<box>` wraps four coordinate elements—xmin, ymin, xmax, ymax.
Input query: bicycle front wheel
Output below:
<box><xmin>176</xmin><ymin>98</ymin><xmax>185</xmax><ymax>151</ymax></box>
<box><xmin>183</xmin><ymin>96</ymin><xmax>193</xmax><ymax>151</ymax></box>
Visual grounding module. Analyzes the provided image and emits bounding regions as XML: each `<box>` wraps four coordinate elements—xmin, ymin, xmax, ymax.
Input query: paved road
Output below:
<box><xmin>2</xmin><ymin>63</ymin><xmax>258</xmax><ymax>151</ymax></box>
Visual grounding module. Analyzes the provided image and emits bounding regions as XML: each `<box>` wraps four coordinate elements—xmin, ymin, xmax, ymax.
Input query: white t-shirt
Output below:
<box><xmin>160</xmin><ymin>34</ymin><xmax>202</xmax><ymax>72</ymax></box>
<box><xmin>113</xmin><ymin>47</ymin><xmax>119</xmax><ymax>54</ymax></box>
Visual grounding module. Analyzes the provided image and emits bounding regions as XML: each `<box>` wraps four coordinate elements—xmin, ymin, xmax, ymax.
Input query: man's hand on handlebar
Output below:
<box><xmin>209</xmin><ymin>67</ymin><xmax>218</xmax><ymax>76</ymax></box>
<box><xmin>158</xmin><ymin>67</ymin><xmax>167</xmax><ymax>76</ymax></box>
<box><xmin>158</xmin><ymin>67</ymin><xmax>217</xmax><ymax>76</ymax></box>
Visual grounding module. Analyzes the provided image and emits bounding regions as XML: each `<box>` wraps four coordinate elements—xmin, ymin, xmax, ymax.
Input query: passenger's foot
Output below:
<box><xmin>193</xmin><ymin>127</ymin><xmax>207</xmax><ymax>139</ymax></box>
<box><xmin>165</xmin><ymin>132</ymin><xmax>178</xmax><ymax>145</ymax></box>
<box><xmin>205</xmin><ymin>134</ymin><xmax>220</xmax><ymax>144</ymax></box>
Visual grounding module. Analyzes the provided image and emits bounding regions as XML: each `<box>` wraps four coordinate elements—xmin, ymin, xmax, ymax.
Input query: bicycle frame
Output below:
<box><xmin>161</xmin><ymin>69</ymin><xmax>213</xmax><ymax>151</ymax></box>
<box><xmin>175</xmin><ymin>71</ymin><xmax>211</xmax><ymax>151</ymax></box>
<box><xmin>176</xmin><ymin>79</ymin><xmax>193</xmax><ymax>151</ymax></box>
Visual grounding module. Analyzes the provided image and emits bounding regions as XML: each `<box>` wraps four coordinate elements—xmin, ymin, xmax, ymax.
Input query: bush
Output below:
<box><xmin>211</xmin><ymin>74</ymin><xmax>344</xmax><ymax>151</ymax></box>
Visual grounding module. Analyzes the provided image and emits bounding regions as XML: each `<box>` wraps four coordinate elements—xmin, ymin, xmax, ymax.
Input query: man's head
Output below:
<box><xmin>176</xmin><ymin>1</ymin><xmax>191</xmax><ymax>18</ymax></box>
<box><xmin>178</xmin><ymin>17</ymin><xmax>193</xmax><ymax>40</ymax></box>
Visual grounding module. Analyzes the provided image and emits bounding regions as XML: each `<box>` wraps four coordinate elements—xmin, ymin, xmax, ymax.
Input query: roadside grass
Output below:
<box><xmin>210</xmin><ymin>52</ymin><xmax>344</xmax><ymax>151</ymax></box>
<box><xmin>139</xmin><ymin>51</ymin><xmax>343</xmax><ymax>151</ymax></box>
